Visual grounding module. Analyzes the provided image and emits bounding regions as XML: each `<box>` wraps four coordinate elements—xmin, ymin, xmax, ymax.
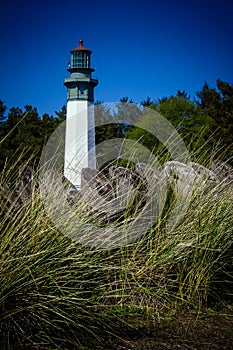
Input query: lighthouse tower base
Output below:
<box><xmin>64</xmin><ymin>100</ymin><xmax>96</xmax><ymax>190</ymax></box>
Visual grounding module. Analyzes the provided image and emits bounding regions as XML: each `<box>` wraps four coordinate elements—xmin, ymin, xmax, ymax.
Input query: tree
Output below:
<box><xmin>120</xmin><ymin>96</ymin><xmax>133</xmax><ymax>103</ymax></box>
<box><xmin>156</xmin><ymin>91</ymin><xmax>196</xmax><ymax>128</ymax></box>
<box><xmin>0</xmin><ymin>100</ymin><xmax>7</xmax><ymax>143</ymax></box>
<box><xmin>55</xmin><ymin>105</ymin><xmax>67</xmax><ymax>123</ymax></box>
<box><xmin>0</xmin><ymin>100</ymin><xmax>7</xmax><ymax>123</ymax></box>
<box><xmin>141</xmin><ymin>96</ymin><xmax>156</xmax><ymax>108</ymax></box>
<box><xmin>196</xmin><ymin>80</ymin><xmax>233</xmax><ymax>161</ymax></box>
<box><xmin>0</xmin><ymin>102</ymin><xmax>72</xmax><ymax>170</ymax></box>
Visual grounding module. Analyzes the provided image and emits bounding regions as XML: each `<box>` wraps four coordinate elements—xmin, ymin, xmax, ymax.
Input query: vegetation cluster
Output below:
<box><xmin>0</xmin><ymin>79</ymin><xmax>233</xmax><ymax>169</ymax></box>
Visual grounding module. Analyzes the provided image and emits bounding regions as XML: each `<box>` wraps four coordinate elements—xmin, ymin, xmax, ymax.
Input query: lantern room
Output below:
<box><xmin>64</xmin><ymin>39</ymin><xmax>98</xmax><ymax>102</ymax></box>
<box><xmin>70</xmin><ymin>39</ymin><xmax>92</xmax><ymax>69</ymax></box>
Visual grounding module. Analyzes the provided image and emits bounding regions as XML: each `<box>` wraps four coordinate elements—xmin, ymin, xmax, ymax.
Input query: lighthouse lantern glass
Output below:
<box><xmin>72</xmin><ymin>51</ymin><xmax>90</xmax><ymax>68</ymax></box>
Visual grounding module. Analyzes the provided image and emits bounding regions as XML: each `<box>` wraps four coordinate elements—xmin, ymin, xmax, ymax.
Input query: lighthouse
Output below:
<box><xmin>64</xmin><ymin>40</ymin><xmax>98</xmax><ymax>189</ymax></box>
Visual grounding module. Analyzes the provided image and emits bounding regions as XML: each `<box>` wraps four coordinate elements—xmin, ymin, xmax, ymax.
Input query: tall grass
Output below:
<box><xmin>0</xmin><ymin>150</ymin><xmax>232</xmax><ymax>349</ymax></box>
<box><xmin>0</xmin><ymin>162</ymin><xmax>127</xmax><ymax>349</ymax></box>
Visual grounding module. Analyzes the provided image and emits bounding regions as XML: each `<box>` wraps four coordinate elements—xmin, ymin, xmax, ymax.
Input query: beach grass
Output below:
<box><xmin>0</xmin><ymin>150</ymin><xmax>232</xmax><ymax>349</ymax></box>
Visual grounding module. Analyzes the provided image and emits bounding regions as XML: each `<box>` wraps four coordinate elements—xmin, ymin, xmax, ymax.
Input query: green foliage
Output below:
<box><xmin>126</xmin><ymin>81</ymin><xmax>232</xmax><ymax>162</ymax></box>
<box><xmin>196</xmin><ymin>80</ymin><xmax>233</xmax><ymax>160</ymax></box>
<box><xmin>0</xmin><ymin>79</ymin><xmax>232</xmax><ymax>169</ymax></box>
<box><xmin>157</xmin><ymin>90</ymin><xmax>195</xmax><ymax>127</ymax></box>
<box><xmin>0</xmin><ymin>104</ymin><xmax>66</xmax><ymax>170</ymax></box>
<box><xmin>0</xmin><ymin>100</ymin><xmax>7</xmax><ymax>123</ymax></box>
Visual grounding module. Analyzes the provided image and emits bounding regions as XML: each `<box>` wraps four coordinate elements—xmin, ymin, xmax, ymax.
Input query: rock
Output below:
<box><xmin>64</xmin><ymin>160</ymin><xmax>226</xmax><ymax>226</ymax></box>
<box><xmin>211</xmin><ymin>160</ymin><xmax>233</xmax><ymax>182</ymax></box>
<box><xmin>81</xmin><ymin>168</ymin><xmax>117</xmax><ymax>216</ymax></box>
<box><xmin>79</xmin><ymin>166</ymin><xmax>149</xmax><ymax>223</ymax></box>
<box><xmin>62</xmin><ymin>175</ymin><xmax>80</xmax><ymax>205</ymax></box>
<box><xmin>108</xmin><ymin>165</ymin><xmax>144</xmax><ymax>208</ymax></box>
<box><xmin>163</xmin><ymin>161</ymin><xmax>220</xmax><ymax>196</ymax></box>
<box><xmin>190</xmin><ymin>162</ymin><xmax>219</xmax><ymax>187</ymax></box>
<box><xmin>163</xmin><ymin>161</ymin><xmax>198</xmax><ymax>196</ymax></box>
<box><xmin>136</xmin><ymin>162</ymin><xmax>161</xmax><ymax>180</ymax></box>
<box><xmin>81</xmin><ymin>168</ymin><xmax>115</xmax><ymax>202</ymax></box>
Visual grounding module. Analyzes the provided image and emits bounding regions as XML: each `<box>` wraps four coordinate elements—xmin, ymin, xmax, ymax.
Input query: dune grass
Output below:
<box><xmin>0</xmin><ymin>150</ymin><xmax>232</xmax><ymax>349</ymax></box>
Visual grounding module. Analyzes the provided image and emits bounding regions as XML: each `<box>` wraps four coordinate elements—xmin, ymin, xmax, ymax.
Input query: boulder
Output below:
<box><xmin>211</xmin><ymin>160</ymin><xmax>233</xmax><ymax>182</ymax></box>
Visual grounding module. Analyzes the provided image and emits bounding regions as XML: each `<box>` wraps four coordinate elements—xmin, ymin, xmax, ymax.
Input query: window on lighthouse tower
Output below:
<box><xmin>72</xmin><ymin>51</ymin><xmax>90</xmax><ymax>68</ymax></box>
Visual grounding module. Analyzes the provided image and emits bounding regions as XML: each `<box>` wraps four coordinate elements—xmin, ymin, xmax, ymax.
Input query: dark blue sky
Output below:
<box><xmin>0</xmin><ymin>0</ymin><xmax>232</xmax><ymax>116</ymax></box>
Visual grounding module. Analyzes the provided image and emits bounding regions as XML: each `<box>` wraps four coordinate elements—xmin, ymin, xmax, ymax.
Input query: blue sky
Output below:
<box><xmin>0</xmin><ymin>0</ymin><xmax>232</xmax><ymax>116</ymax></box>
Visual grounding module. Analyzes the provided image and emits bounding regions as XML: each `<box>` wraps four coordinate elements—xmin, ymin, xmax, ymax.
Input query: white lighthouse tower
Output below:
<box><xmin>64</xmin><ymin>40</ymin><xmax>98</xmax><ymax>189</ymax></box>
